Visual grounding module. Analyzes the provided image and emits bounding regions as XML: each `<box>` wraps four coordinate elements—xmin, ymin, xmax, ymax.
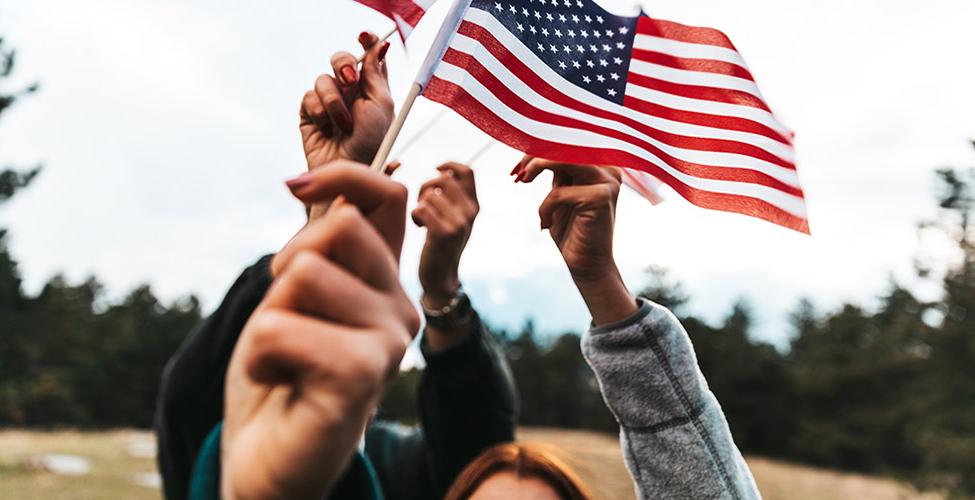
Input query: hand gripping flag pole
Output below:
<box><xmin>369</xmin><ymin>0</ymin><xmax>474</xmax><ymax>172</ymax></box>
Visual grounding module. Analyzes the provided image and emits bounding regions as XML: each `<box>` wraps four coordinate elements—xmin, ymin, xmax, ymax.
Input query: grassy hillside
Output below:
<box><xmin>0</xmin><ymin>429</ymin><xmax>943</xmax><ymax>499</ymax></box>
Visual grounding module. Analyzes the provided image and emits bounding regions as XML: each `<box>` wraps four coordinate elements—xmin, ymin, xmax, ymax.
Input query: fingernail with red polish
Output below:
<box><xmin>286</xmin><ymin>171</ymin><xmax>314</xmax><ymax>190</ymax></box>
<box><xmin>358</xmin><ymin>31</ymin><xmax>370</xmax><ymax>44</ymax></box>
<box><xmin>336</xmin><ymin>112</ymin><xmax>353</xmax><ymax>133</ymax></box>
<box><xmin>340</xmin><ymin>65</ymin><xmax>357</xmax><ymax>85</ymax></box>
<box><xmin>510</xmin><ymin>163</ymin><xmax>521</xmax><ymax>176</ymax></box>
<box><xmin>378</xmin><ymin>41</ymin><xmax>390</xmax><ymax>62</ymax></box>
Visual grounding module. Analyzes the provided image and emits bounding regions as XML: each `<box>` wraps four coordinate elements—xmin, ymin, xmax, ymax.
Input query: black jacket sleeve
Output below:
<box><xmin>155</xmin><ymin>255</ymin><xmax>273</xmax><ymax>500</ymax></box>
<box><xmin>366</xmin><ymin>311</ymin><xmax>518</xmax><ymax>500</ymax></box>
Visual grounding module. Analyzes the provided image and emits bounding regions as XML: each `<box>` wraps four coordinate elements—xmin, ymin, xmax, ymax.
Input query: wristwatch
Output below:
<box><xmin>422</xmin><ymin>286</ymin><xmax>473</xmax><ymax>331</ymax></box>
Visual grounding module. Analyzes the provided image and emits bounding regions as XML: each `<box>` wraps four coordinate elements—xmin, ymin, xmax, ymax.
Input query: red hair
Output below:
<box><xmin>444</xmin><ymin>442</ymin><xmax>593</xmax><ymax>500</ymax></box>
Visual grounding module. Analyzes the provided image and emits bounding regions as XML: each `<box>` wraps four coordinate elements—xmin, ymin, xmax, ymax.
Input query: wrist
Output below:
<box><xmin>571</xmin><ymin>267</ymin><xmax>638</xmax><ymax>326</ymax></box>
<box><xmin>421</xmin><ymin>276</ymin><xmax>461</xmax><ymax>309</ymax></box>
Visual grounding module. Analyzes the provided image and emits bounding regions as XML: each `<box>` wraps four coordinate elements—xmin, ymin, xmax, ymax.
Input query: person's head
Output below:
<box><xmin>445</xmin><ymin>443</ymin><xmax>593</xmax><ymax>500</ymax></box>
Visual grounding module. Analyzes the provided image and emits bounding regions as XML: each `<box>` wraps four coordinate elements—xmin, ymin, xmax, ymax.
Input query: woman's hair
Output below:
<box><xmin>444</xmin><ymin>442</ymin><xmax>593</xmax><ymax>500</ymax></box>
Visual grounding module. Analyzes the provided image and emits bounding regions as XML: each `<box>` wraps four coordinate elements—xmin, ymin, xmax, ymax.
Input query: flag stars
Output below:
<box><xmin>558</xmin><ymin>14</ymin><xmax>567</xmax><ymax>22</ymax></box>
<box><xmin>494</xmin><ymin>2</ymin><xmax>503</xmax><ymax>10</ymax></box>
<box><xmin>616</xmin><ymin>42</ymin><xmax>625</xmax><ymax>49</ymax></box>
<box><xmin>509</xmin><ymin>4</ymin><xmax>517</xmax><ymax>13</ymax></box>
<box><xmin>563</xmin><ymin>0</ymin><xmax>571</xmax><ymax>6</ymax></box>
<box><xmin>589</xmin><ymin>44</ymin><xmax>598</xmax><ymax>52</ymax></box>
<box><xmin>599</xmin><ymin>59</ymin><xmax>608</xmax><ymax>66</ymax></box>
<box><xmin>605</xmin><ymin>29</ymin><xmax>614</xmax><ymax>37</ymax></box>
<box><xmin>602</xmin><ymin>44</ymin><xmax>611</xmax><ymax>52</ymax></box>
<box><xmin>582</xmin><ymin>75</ymin><xmax>591</xmax><ymax>83</ymax></box>
<box><xmin>584</xmin><ymin>15</ymin><xmax>592</xmax><ymax>22</ymax></box>
<box><xmin>580</xmin><ymin>30</ymin><xmax>588</xmax><ymax>38</ymax></box>
<box><xmin>567</xmin><ymin>29</ymin><xmax>575</xmax><ymax>37</ymax></box>
<box><xmin>563</xmin><ymin>44</ymin><xmax>571</xmax><ymax>53</ymax></box>
<box><xmin>541</xmin><ymin>27</ymin><xmax>549</xmax><ymax>36</ymax></box>
<box><xmin>571</xmin><ymin>14</ymin><xmax>579</xmax><ymax>22</ymax></box>
<box><xmin>576</xmin><ymin>45</ymin><xmax>585</xmax><ymax>53</ymax></box>
<box><xmin>572</xmin><ymin>60</ymin><xmax>581</xmax><ymax>68</ymax></box>
<box><xmin>596</xmin><ymin>74</ymin><xmax>605</xmax><ymax>82</ymax></box>
<box><xmin>593</xmin><ymin>30</ymin><xmax>601</xmax><ymax>39</ymax></box>
<box><xmin>554</xmin><ymin>29</ymin><xmax>563</xmax><ymax>37</ymax></box>
<box><xmin>546</xmin><ymin>12</ymin><xmax>553</xmax><ymax>21</ymax></box>
<box><xmin>522</xmin><ymin>7</ymin><xmax>529</xmax><ymax>15</ymax></box>
<box><xmin>618</xmin><ymin>26</ymin><xmax>629</xmax><ymax>34</ymax></box>
<box><xmin>534</xmin><ymin>10</ymin><xmax>541</xmax><ymax>19</ymax></box>
<box><xmin>529</xmin><ymin>25</ymin><xmax>537</xmax><ymax>34</ymax></box>
<box><xmin>576</xmin><ymin>0</ymin><xmax>583</xmax><ymax>7</ymax></box>
<box><xmin>596</xmin><ymin>15</ymin><xmax>604</xmax><ymax>23</ymax></box>
<box><xmin>549</xmin><ymin>44</ymin><xmax>558</xmax><ymax>53</ymax></box>
<box><xmin>538</xmin><ymin>42</ymin><xmax>545</xmax><ymax>51</ymax></box>
<box><xmin>558</xmin><ymin>61</ymin><xmax>567</xmax><ymax>69</ymax></box>
<box><xmin>517</xmin><ymin>23</ymin><xmax>525</xmax><ymax>32</ymax></box>
<box><xmin>613</xmin><ymin>57</ymin><xmax>622</xmax><ymax>64</ymax></box>
<box><xmin>607</xmin><ymin>88</ymin><xmax>617</xmax><ymax>96</ymax></box>
<box><xmin>610</xmin><ymin>72</ymin><xmax>620</xmax><ymax>80</ymax></box>
<box><xmin>585</xmin><ymin>59</ymin><xmax>594</xmax><ymax>67</ymax></box>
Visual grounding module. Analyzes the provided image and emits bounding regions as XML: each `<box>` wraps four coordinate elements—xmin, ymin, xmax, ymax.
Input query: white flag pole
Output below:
<box><xmin>369</xmin><ymin>0</ymin><xmax>473</xmax><ymax>172</ymax></box>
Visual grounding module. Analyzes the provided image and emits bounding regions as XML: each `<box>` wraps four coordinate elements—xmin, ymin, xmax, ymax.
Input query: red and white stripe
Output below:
<box><xmin>422</xmin><ymin>6</ymin><xmax>807</xmax><ymax>233</ymax></box>
<box><xmin>355</xmin><ymin>0</ymin><xmax>438</xmax><ymax>38</ymax></box>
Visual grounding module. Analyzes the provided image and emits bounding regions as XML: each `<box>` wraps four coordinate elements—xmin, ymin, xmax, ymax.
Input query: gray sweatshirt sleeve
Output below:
<box><xmin>580</xmin><ymin>298</ymin><xmax>761</xmax><ymax>500</ymax></box>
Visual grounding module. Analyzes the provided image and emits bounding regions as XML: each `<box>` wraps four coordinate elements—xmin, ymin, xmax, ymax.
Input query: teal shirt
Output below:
<box><xmin>188</xmin><ymin>423</ymin><xmax>384</xmax><ymax>500</ymax></box>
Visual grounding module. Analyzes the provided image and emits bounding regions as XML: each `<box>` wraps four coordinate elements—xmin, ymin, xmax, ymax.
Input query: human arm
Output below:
<box><xmin>365</xmin><ymin>162</ymin><xmax>517</xmax><ymax>500</ymax></box>
<box><xmin>517</xmin><ymin>157</ymin><xmax>760</xmax><ymax>499</ymax></box>
<box><xmin>221</xmin><ymin>163</ymin><xmax>420</xmax><ymax>500</ymax></box>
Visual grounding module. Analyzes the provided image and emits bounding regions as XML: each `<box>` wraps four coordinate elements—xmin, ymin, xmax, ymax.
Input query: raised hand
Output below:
<box><xmin>516</xmin><ymin>155</ymin><xmax>637</xmax><ymax>325</ymax></box>
<box><xmin>221</xmin><ymin>162</ymin><xmax>419</xmax><ymax>500</ymax></box>
<box><xmin>412</xmin><ymin>163</ymin><xmax>479</xmax><ymax>304</ymax></box>
<box><xmin>411</xmin><ymin>163</ymin><xmax>480</xmax><ymax>351</ymax></box>
<box><xmin>299</xmin><ymin>32</ymin><xmax>393</xmax><ymax>169</ymax></box>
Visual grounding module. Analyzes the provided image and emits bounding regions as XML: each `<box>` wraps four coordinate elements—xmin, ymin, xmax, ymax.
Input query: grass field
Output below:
<box><xmin>0</xmin><ymin>428</ymin><xmax>943</xmax><ymax>499</ymax></box>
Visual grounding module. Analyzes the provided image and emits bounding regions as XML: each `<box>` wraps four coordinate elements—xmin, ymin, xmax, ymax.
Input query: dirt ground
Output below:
<box><xmin>0</xmin><ymin>428</ymin><xmax>944</xmax><ymax>499</ymax></box>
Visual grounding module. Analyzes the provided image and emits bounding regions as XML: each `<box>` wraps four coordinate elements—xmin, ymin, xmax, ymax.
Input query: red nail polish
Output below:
<box><xmin>285</xmin><ymin>171</ymin><xmax>314</xmax><ymax>190</ymax></box>
<box><xmin>510</xmin><ymin>163</ymin><xmax>522</xmax><ymax>176</ymax></box>
<box><xmin>358</xmin><ymin>31</ymin><xmax>370</xmax><ymax>44</ymax></box>
<box><xmin>377</xmin><ymin>41</ymin><xmax>390</xmax><ymax>62</ymax></box>
<box><xmin>335</xmin><ymin>112</ymin><xmax>353</xmax><ymax>134</ymax></box>
<box><xmin>340</xmin><ymin>65</ymin><xmax>357</xmax><ymax>85</ymax></box>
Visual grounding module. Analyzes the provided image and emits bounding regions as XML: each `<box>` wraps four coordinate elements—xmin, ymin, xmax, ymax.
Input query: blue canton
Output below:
<box><xmin>469</xmin><ymin>0</ymin><xmax>638</xmax><ymax>105</ymax></box>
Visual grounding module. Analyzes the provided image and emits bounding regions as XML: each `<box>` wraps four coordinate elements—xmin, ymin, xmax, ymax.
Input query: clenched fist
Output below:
<box><xmin>221</xmin><ymin>162</ymin><xmax>419</xmax><ymax>500</ymax></box>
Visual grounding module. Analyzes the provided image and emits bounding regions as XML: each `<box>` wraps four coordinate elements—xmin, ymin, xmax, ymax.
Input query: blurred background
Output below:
<box><xmin>1</xmin><ymin>0</ymin><xmax>973</xmax><ymax>498</ymax></box>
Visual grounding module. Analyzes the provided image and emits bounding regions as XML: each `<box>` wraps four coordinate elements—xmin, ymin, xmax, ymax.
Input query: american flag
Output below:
<box><xmin>419</xmin><ymin>0</ymin><xmax>807</xmax><ymax>232</ymax></box>
<box><xmin>355</xmin><ymin>0</ymin><xmax>438</xmax><ymax>38</ymax></box>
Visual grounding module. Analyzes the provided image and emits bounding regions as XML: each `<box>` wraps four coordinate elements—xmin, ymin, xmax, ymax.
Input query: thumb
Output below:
<box><xmin>359</xmin><ymin>32</ymin><xmax>392</xmax><ymax>102</ymax></box>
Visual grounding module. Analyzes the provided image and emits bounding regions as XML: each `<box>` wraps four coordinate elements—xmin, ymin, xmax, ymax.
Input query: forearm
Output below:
<box><xmin>418</xmin><ymin>311</ymin><xmax>517</xmax><ymax>496</ymax></box>
<box><xmin>581</xmin><ymin>300</ymin><xmax>760</xmax><ymax>500</ymax></box>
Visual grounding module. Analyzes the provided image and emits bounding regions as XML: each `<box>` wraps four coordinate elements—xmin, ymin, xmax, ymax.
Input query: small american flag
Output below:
<box><xmin>419</xmin><ymin>0</ymin><xmax>808</xmax><ymax>232</ymax></box>
<box><xmin>355</xmin><ymin>0</ymin><xmax>438</xmax><ymax>38</ymax></box>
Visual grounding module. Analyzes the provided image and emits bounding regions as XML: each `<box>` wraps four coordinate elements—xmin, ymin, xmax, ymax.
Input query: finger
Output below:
<box><xmin>384</xmin><ymin>160</ymin><xmax>401</xmax><ymax>176</ymax></box>
<box><xmin>244</xmin><ymin>309</ymin><xmax>409</xmax><ymax>387</ymax></box>
<box><xmin>411</xmin><ymin>202</ymin><xmax>448</xmax><ymax>233</ymax></box>
<box><xmin>330</xmin><ymin>50</ymin><xmax>359</xmax><ymax>87</ymax></box>
<box><xmin>423</xmin><ymin>190</ymin><xmax>467</xmax><ymax>236</ymax></box>
<box><xmin>272</xmin><ymin>204</ymin><xmax>401</xmax><ymax>292</ymax></box>
<box><xmin>266</xmin><ymin>250</ymin><xmax>392</xmax><ymax>328</ymax></box>
<box><xmin>419</xmin><ymin>175</ymin><xmax>466</xmax><ymax>205</ymax></box>
<box><xmin>520</xmin><ymin>157</ymin><xmax>611</xmax><ymax>184</ymax></box>
<box><xmin>358</xmin><ymin>32</ymin><xmax>392</xmax><ymax>106</ymax></box>
<box><xmin>538</xmin><ymin>184</ymin><xmax>614</xmax><ymax>229</ymax></box>
<box><xmin>314</xmin><ymin>73</ymin><xmax>353</xmax><ymax>134</ymax></box>
<box><xmin>300</xmin><ymin>90</ymin><xmax>333</xmax><ymax>138</ymax></box>
<box><xmin>285</xmin><ymin>162</ymin><xmax>408</xmax><ymax>254</ymax></box>
<box><xmin>436</xmin><ymin>162</ymin><xmax>477</xmax><ymax>197</ymax></box>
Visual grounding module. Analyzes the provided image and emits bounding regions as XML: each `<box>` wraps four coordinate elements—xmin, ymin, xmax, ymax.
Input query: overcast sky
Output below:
<box><xmin>2</xmin><ymin>0</ymin><xmax>973</xmax><ymax>346</ymax></box>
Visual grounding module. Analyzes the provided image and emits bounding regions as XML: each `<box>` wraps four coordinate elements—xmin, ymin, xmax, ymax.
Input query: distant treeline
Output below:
<box><xmin>2</xmin><ymin>35</ymin><xmax>973</xmax><ymax>497</ymax></box>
